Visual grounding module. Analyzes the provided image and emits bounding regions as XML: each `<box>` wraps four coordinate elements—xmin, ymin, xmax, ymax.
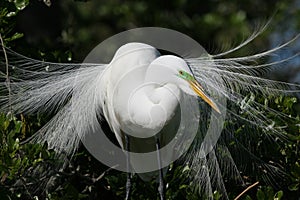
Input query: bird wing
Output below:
<box><xmin>98</xmin><ymin>65</ymin><xmax>125</xmax><ymax>148</ymax></box>
<box><xmin>99</xmin><ymin>43</ymin><xmax>161</xmax><ymax>148</ymax></box>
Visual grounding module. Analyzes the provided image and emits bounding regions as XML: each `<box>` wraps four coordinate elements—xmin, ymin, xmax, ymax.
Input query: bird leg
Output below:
<box><xmin>125</xmin><ymin>134</ymin><xmax>132</xmax><ymax>200</ymax></box>
<box><xmin>155</xmin><ymin>137</ymin><xmax>166</xmax><ymax>200</ymax></box>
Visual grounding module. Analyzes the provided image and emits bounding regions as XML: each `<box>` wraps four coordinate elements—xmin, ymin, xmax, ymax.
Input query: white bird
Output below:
<box><xmin>98</xmin><ymin>42</ymin><xmax>220</xmax><ymax>199</ymax></box>
<box><xmin>0</xmin><ymin>32</ymin><xmax>300</xmax><ymax>199</ymax></box>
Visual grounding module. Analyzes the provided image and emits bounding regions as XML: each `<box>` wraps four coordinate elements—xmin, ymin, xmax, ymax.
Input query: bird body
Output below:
<box><xmin>99</xmin><ymin>43</ymin><xmax>204</xmax><ymax>149</ymax></box>
<box><xmin>97</xmin><ymin>42</ymin><xmax>216</xmax><ymax>185</ymax></box>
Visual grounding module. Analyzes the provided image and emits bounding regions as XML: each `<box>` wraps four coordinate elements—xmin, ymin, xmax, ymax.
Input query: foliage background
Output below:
<box><xmin>0</xmin><ymin>0</ymin><xmax>300</xmax><ymax>199</ymax></box>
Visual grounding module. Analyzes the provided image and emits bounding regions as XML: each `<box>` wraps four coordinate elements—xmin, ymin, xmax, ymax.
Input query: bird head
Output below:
<box><xmin>146</xmin><ymin>55</ymin><xmax>220</xmax><ymax>113</ymax></box>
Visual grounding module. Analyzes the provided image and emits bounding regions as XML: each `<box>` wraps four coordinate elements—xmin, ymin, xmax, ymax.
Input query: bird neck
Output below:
<box><xmin>122</xmin><ymin>82</ymin><xmax>181</xmax><ymax>138</ymax></box>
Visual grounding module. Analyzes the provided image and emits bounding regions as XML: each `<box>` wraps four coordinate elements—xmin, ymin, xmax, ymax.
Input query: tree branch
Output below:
<box><xmin>234</xmin><ymin>181</ymin><xmax>259</xmax><ymax>200</ymax></box>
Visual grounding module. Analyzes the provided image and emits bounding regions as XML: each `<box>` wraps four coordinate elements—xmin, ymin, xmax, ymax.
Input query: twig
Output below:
<box><xmin>0</xmin><ymin>33</ymin><xmax>12</xmax><ymax>116</ymax></box>
<box><xmin>234</xmin><ymin>181</ymin><xmax>259</xmax><ymax>200</ymax></box>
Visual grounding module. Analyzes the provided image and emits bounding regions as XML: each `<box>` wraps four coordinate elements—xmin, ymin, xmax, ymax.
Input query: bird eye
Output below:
<box><xmin>179</xmin><ymin>70</ymin><xmax>183</xmax><ymax>75</ymax></box>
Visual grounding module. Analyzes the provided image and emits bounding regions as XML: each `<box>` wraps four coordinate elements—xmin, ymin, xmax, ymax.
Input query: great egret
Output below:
<box><xmin>0</xmin><ymin>30</ymin><xmax>300</xmax><ymax>199</ymax></box>
<box><xmin>98</xmin><ymin>42</ymin><xmax>220</xmax><ymax>199</ymax></box>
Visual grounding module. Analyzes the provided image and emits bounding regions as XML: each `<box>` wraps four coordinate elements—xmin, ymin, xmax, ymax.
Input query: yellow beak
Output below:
<box><xmin>189</xmin><ymin>80</ymin><xmax>221</xmax><ymax>113</ymax></box>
